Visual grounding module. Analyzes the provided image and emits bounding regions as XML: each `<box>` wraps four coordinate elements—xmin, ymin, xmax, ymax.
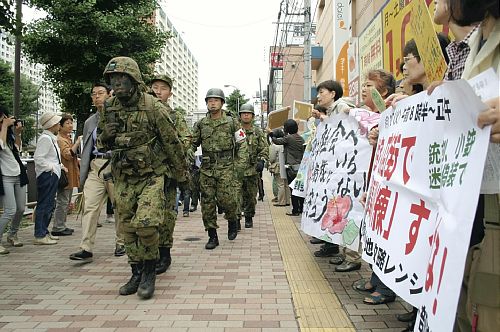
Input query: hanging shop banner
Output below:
<box><xmin>348</xmin><ymin>37</ymin><xmax>361</xmax><ymax>106</ymax></box>
<box><xmin>359</xmin><ymin>13</ymin><xmax>383</xmax><ymax>79</ymax></box>
<box><xmin>361</xmin><ymin>80</ymin><xmax>490</xmax><ymax>332</ymax></box>
<box><xmin>300</xmin><ymin>109</ymin><xmax>376</xmax><ymax>251</ymax></box>
<box><xmin>333</xmin><ymin>0</ymin><xmax>351</xmax><ymax>95</ymax></box>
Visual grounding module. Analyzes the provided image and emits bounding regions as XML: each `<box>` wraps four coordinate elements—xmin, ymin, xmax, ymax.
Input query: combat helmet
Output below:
<box><xmin>205</xmin><ymin>88</ymin><xmax>225</xmax><ymax>103</ymax></box>
<box><xmin>151</xmin><ymin>74</ymin><xmax>173</xmax><ymax>89</ymax></box>
<box><xmin>103</xmin><ymin>56</ymin><xmax>145</xmax><ymax>85</ymax></box>
<box><xmin>239</xmin><ymin>103</ymin><xmax>255</xmax><ymax>115</ymax></box>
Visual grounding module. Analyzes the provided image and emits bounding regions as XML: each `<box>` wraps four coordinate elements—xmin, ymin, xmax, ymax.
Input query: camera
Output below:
<box><xmin>14</xmin><ymin>119</ymin><xmax>24</xmax><ymax>127</ymax></box>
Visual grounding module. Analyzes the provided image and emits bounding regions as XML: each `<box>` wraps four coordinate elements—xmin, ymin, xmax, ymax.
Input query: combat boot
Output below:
<box><xmin>155</xmin><ymin>247</ymin><xmax>171</xmax><ymax>275</ymax></box>
<box><xmin>228</xmin><ymin>220</ymin><xmax>238</xmax><ymax>240</ymax></box>
<box><xmin>119</xmin><ymin>263</ymin><xmax>143</xmax><ymax>296</ymax></box>
<box><xmin>205</xmin><ymin>228</ymin><xmax>219</xmax><ymax>250</ymax></box>
<box><xmin>245</xmin><ymin>216</ymin><xmax>253</xmax><ymax>228</ymax></box>
<box><xmin>137</xmin><ymin>260</ymin><xmax>156</xmax><ymax>299</ymax></box>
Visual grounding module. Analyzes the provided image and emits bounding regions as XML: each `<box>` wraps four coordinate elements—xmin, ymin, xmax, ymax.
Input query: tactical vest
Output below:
<box><xmin>195</xmin><ymin>113</ymin><xmax>237</xmax><ymax>158</ymax></box>
<box><xmin>104</xmin><ymin>94</ymin><xmax>173</xmax><ymax>179</ymax></box>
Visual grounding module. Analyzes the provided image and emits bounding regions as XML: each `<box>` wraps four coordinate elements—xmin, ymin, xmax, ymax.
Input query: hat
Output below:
<box><xmin>40</xmin><ymin>112</ymin><xmax>62</xmax><ymax>130</ymax></box>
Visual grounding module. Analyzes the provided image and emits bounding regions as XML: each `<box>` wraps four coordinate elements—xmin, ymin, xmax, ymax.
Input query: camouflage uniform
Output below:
<box><xmin>241</xmin><ymin>125</ymin><xmax>268</xmax><ymax>222</ymax></box>
<box><xmin>192</xmin><ymin>111</ymin><xmax>248</xmax><ymax>233</ymax></box>
<box><xmin>98</xmin><ymin>57</ymin><xmax>187</xmax><ymax>300</ymax></box>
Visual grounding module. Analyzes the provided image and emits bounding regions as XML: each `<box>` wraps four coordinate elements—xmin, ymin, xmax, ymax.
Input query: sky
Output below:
<box><xmin>162</xmin><ymin>0</ymin><xmax>282</xmax><ymax>109</ymax></box>
<box><xmin>22</xmin><ymin>1</ymin><xmax>285</xmax><ymax>110</ymax></box>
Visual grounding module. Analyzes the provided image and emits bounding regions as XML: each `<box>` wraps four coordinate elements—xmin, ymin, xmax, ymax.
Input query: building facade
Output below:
<box><xmin>0</xmin><ymin>32</ymin><xmax>61</xmax><ymax>115</ymax></box>
<box><xmin>154</xmin><ymin>1</ymin><xmax>199</xmax><ymax>122</ymax></box>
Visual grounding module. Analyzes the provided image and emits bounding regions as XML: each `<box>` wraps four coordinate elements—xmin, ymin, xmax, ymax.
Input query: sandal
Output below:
<box><xmin>363</xmin><ymin>292</ymin><xmax>396</xmax><ymax>305</ymax></box>
<box><xmin>353</xmin><ymin>279</ymin><xmax>375</xmax><ymax>292</ymax></box>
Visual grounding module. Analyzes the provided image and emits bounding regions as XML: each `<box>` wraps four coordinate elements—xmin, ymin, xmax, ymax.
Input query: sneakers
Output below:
<box><xmin>34</xmin><ymin>235</ymin><xmax>58</xmax><ymax>245</ymax></box>
<box><xmin>183</xmin><ymin>211</ymin><xmax>189</xmax><ymax>217</ymax></box>
<box><xmin>49</xmin><ymin>234</ymin><xmax>59</xmax><ymax>241</ymax></box>
<box><xmin>189</xmin><ymin>206</ymin><xmax>197</xmax><ymax>212</ymax></box>
<box><xmin>0</xmin><ymin>245</ymin><xmax>9</xmax><ymax>255</ymax></box>
<box><xmin>6</xmin><ymin>234</ymin><xmax>23</xmax><ymax>247</ymax></box>
<box><xmin>69</xmin><ymin>250</ymin><xmax>93</xmax><ymax>261</ymax></box>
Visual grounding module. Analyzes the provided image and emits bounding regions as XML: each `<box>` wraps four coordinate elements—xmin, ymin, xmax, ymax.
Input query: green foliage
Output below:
<box><xmin>23</xmin><ymin>0</ymin><xmax>170</xmax><ymax>133</ymax></box>
<box><xmin>0</xmin><ymin>60</ymin><xmax>38</xmax><ymax>146</ymax></box>
<box><xmin>0</xmin><ymin>0</ymin><xmax>15</xmax><ymax>33</ymax></box>
<box><xmin>225</xmin><ymin>89</ymin><xmax>249</xmax><ymax>119</ymax></box>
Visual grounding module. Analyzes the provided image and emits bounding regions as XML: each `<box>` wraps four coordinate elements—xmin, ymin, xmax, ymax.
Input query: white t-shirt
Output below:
<box><xmin>0</xmin><ymin>138</ymin><xmax>20</xmax><ymax>177</ymax></box>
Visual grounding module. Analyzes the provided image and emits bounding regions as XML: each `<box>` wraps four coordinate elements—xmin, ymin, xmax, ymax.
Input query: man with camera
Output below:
<box><xmin>69</xmin><ymin>82</ymin><xmax>125</xmax><ymax>262</ymax></box>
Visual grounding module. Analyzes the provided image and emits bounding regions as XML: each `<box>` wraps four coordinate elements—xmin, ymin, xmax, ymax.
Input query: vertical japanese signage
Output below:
<box><xmin>409</xmin><ymin>0</ymin><xmax>447</xmax><ymax>82</ymax></box>
<box><xmin>348</xmin><ymin>37</ymin><xmax>360</xmax><ymax>106</ymax></box>
<box><xmin>333</xmin><ymin>0</ymin><xmax>351</xmax><ymax>96</ymax></box>
<box><xmin>301</xmin><ymin>110</ymin><xmax>376</xmax><ymax>251</ymax></box>
<box><xmin>359</xmin><ymin>13</ymin><xmax>383</xmax><ymax>80</ymax></box>
<box><xmin>362</xmin><ymin>80</ymin><xmax>490</xmax><ymax>332</ymax></box>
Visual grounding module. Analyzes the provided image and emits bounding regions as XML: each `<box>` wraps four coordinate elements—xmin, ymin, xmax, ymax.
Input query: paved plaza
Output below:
<box><xmin>0</xmin><ymin>178</ymin><xmax>411</xmax><ymax>332</ymax></box>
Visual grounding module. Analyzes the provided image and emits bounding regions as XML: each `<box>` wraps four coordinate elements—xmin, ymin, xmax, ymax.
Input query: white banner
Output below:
<box><xmin>361</xmin><ymin>80</ymin><xmax>490</xmax><ymax>332</ymax></box>
<box><xmin>300</xmin><ymin>110</ymin><xmax>375</xmax><ymax>250</ymax></box>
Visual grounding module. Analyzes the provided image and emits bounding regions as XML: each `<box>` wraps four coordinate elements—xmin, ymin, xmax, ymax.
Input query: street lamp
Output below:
<box><xmin>224</xmin><ymin>84</ymin><xmax>240</xmax><ymax>113</ymax></box>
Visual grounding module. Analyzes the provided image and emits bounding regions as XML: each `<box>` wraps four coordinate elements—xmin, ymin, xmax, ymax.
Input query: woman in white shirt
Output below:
<box><xmin>0</xmin><ymin>108</ymin><xmax>28</xmax><ymax>254</ymax></box>
<box><xmin>33</xmin><ymin>112</ymin><xmax>67</xmax><ymax>245</ymax></box>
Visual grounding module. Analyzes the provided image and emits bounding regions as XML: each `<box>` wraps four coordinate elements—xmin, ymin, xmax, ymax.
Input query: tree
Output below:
<box><xmin>0</xmin><ymin>60</ymin><xmax>38</xmax><ymax>146</ymax></box>
<box><xmin>225</xmin><ymin>89</ymin><xmax>249</xmax><ymax>119</ymax></box>
<box><xmin>0</xmin><ymin>0</ymin><xmax>15</xmax><ymax>33</ymax></box>
<box><xmin>23</xmin><ymin>0</ymin><xmax>169</xmax><ymax>133</ymax></box>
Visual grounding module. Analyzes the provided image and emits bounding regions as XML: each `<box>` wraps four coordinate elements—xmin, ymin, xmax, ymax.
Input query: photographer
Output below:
<box><xmin>0</xmin><ymin>105</ymin><xmax>28</xmax><ymax>254</ymax></box>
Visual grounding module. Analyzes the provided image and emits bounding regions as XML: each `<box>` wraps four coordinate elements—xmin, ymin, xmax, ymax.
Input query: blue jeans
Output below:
<box><xmin>0</xmin><ymin>175</ymin><xmax>26</xmax><ymax>242</ymax></box>
<box><xmin>34</xmin><ymin>172</ymin><xmax>59</xmax><ymax>238</ymax></box>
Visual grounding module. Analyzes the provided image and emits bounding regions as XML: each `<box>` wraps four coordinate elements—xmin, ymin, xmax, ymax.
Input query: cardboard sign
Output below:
<box><xmin>293</xmin><ymin>100</ymin><xmax>314</xmax><ymax>121</ymax></box>
<box><xmin>268</xmin><ymin>107</ymin><xmax>290</xmax><ymax>129</ymax></box>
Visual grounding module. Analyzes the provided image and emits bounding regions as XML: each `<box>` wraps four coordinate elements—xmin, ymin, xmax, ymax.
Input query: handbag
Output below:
<box><xmin>48</xmin><ymin>135</ymin><xmax>69</xmax><ymax>190</ymax></box>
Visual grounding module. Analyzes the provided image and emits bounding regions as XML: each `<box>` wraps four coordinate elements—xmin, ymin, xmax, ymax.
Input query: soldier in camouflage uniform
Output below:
<box><xmin>150</xmin><ymin>75</ymin><xmax>192</xmax><ymax>275</ymax></box>
<box><xmin>238</xmin><ymin>104</ymin><xmax>268</xmax><ymax>228</ymax></box>
<box><xmin>192</xmin><ymin>88</ymin><xmax>248</xmax><ymax>249</ymax></box>
<box><xmin>98</xmin><ymin>57</ymin><xmax>187</xmax><ymax>299</ymax></box>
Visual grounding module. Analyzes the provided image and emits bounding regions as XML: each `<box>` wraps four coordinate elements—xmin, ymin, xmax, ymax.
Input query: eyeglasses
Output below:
<box><xmin>403</xmin><ymin>55</ymin><xmax>419</xmax><ymax>63</ymax></box>
<box><xmin>91</xmin><ymin>91</ymin><xmax>107</xmax><ymax>97</ymax></box>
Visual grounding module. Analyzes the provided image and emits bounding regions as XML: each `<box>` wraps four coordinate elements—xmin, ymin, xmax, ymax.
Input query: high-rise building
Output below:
<box><xmin>0</xmin><ymin>32</ymin><xmax>61</xmax><ymax>115</ymax></box>
<box><xmin>154</xmin><ymin>0</ymin><xmax>199</xmax><ymax>123</ymax></box>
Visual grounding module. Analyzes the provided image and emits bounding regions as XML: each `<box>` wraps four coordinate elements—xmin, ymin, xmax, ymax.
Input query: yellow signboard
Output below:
<box><xmin>293</xmin><ymin>100</ymin><xmax>314</xmax><ymax>121</ymax></box>
<box><xmin>268</xmin><ymin>107</ymin><xmax>291</xmax><ymax>129</ymax></box>
<box><xmin>409</xmin><ymin>0</ymin><xmax>447</xmax><ymax>81</ymax></box>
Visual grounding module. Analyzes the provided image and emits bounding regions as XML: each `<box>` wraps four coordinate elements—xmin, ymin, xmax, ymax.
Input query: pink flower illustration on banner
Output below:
<box><xmin>351</xmin><ymin>109</ymin><xmax>380</xmax><ymax>136</ymax></box>
<box><xmin>321</xmin><ymin>195</ymin><xmax>353</xmax><ymax>234</ymax></box>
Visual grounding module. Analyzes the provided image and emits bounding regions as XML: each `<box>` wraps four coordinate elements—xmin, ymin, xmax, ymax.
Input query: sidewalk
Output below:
<box><xmin>0</xmin><ymin>176</ymin><xmax>410</xmax><ymax>332</ymax></box>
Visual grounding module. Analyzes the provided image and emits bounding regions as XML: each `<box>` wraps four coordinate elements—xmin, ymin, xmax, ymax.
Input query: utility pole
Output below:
<box><xmin>303</xmin><ymin>0</ymin><xmax>312</xmax><ymax>103</ymax></box>
<box><xmin>13</xmin><ymin>0</ymin><xmax>22</xmax><ymax>118</ymax></box>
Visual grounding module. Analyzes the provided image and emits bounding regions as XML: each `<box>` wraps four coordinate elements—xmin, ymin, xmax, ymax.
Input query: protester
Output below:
<box><xmin>0</xmin><ymin>106</ymin><xmax>28</xmax><ymax>253</ymax></box>
<box><xmin>51</xmin><ymin>113</ymin><xmax>80</xmax><ymax>236</ymax></box>
<box><xmin>270</xmin><ymin>119</ymin><xmax>304</xmax><ymax>216</ymax></box>
<box><xmin>33</xmin><ymin>112</ymin><xmax>66</xmax><ymax>245</ymax></box>
<box><xmin>268</xmin><ymin>128</ymin><xmax>290</xmax><ymax>207</ymax></box>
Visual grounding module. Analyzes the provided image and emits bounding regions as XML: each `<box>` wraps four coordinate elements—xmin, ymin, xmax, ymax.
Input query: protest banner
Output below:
<box><xmin>361</xmin><ymin>80</ymin><xmax>490</xmax><ymax>332</ymax></box>
<box><xmin>268</xmin><ymin>106</ymin><xmax>290</xmax><ymax>129</ymax></box>
<box><xmin>300</xmin><ymin>110</ymin><xmax>375</xmax><ymax>250</ymax></box>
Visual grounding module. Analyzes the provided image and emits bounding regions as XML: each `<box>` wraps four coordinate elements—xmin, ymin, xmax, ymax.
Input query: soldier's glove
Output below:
<box><xmin>255</xmin><ymin>160</ymin><xmax>265</xmax><ymax>173</ymax></box>
<box><xmin>100</xmin><ymin>122</ymin><xmax>119</xmax><ymax>142</ymax></box>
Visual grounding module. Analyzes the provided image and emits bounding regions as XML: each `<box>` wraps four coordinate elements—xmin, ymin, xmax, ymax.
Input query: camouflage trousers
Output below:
<box><xmin>241</xmin><ymin>174</ymin><xmax>259</xmax><ymax>218</ymax></box>
<box><xmin>158</xmin><ymin>181</ymin><xmax>177</xmax><ymax>248</ymax></box>
<box><xmin>200</xmin><ymin>168</ymin><xmax>239</xmax><ymax>230</ymax></box>
<box><xmin>113</xmin><ymin>175</ymin><xmax>165</xmax><ymax>263</ymax></box>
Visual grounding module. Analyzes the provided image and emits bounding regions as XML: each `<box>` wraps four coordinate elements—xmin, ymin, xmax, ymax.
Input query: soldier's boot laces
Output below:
<box><xmin>137</xmin><ymin>260</ymin><xmax>156</xmax><ymax>300</ymax></box>
<box><xmin>245</xmin><ymin>216</ymin><xmax>253</xmax><ymax>228</ymax></box>
<box><xmin>228</xmin><ymin>221</ymin><xmax>238</xmax><ymax>240</ymax></box>
<box><xmin>119</xmin><ymin>263</ymin><xmax>142</xmax><ymax>296</ymax></box>
<box><xmin>155</xmin><ymin>247</ymin><xmax>171</xmax><ymax>275</ymax></box>
<box><xmin>205</xmin><ymin>228</ymin><xmax>219</xmax><ymax>250</ymax></box>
